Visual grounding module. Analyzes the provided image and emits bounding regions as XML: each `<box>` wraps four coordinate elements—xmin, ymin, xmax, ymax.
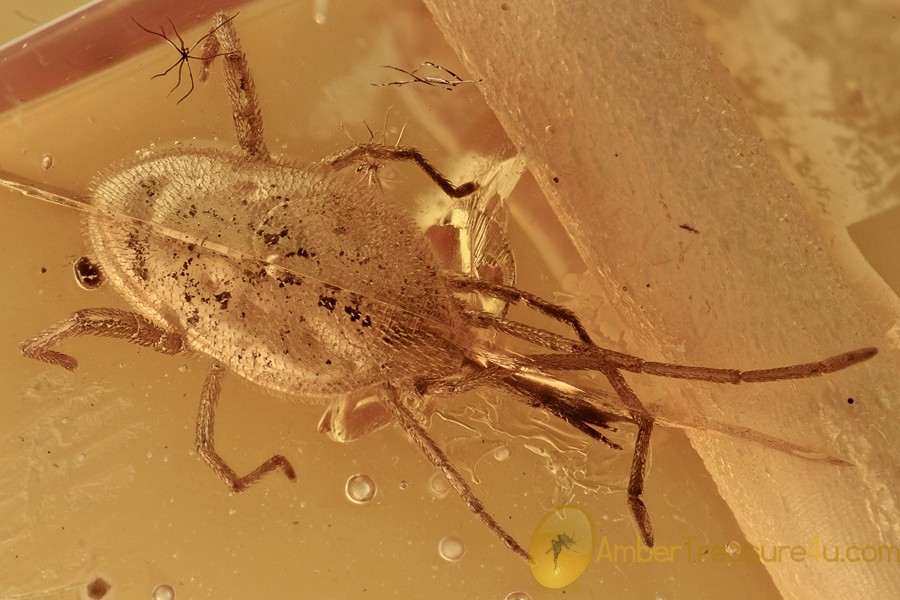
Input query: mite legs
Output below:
<box><xmin>324</xmin><ymin>143</ymin><xmax>479</xmax><ymax>198</ymax></box>
<box><xmin>198</xmin><ymin>12</ymin><xmax>268</xmax><ymax>158</ymax></box>
<box><xmin>197</xmin><ymin>363</ymin><xmax>296</xmax><ymax>491</ymax></box>
<box><xmin>21</xmin><ymin>307</ymin><xmax>295</xmax><ymax>491</ymax></box>
<box><xmin>453</xmin><ymin>288</ymin><xmax>876</xmax><ymax>548</ymax></box>
<box><xmin>381</xmin><ymin>384</ymin><xmax>531</xmax><ymax>561</ymax></box>
<box><xmin>447</xmin><ymin>275</ymin><xmax>594</xmax><ymax>344</ymax></box>
<box><xmin>21</xmin><ymin>308</ymin><xmax>184</xmax><ymax>370</ymax></box>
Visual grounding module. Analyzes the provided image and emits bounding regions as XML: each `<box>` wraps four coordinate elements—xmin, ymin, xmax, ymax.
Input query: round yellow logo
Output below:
<box><xmin>529</xmin><ymin>505</ymin><xmax>595</xmax><ymax>588</ymax></box>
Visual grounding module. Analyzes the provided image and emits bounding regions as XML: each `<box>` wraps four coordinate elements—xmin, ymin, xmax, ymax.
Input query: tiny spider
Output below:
<box><xmin>132</xmin><ymin>13</ymin><xmax>238</xmax><ymax>104</ymax></box>
<box><xmin>373</xmin><ymin>61</ymin><xmax>482</xmax><ymax>91</ymax></box>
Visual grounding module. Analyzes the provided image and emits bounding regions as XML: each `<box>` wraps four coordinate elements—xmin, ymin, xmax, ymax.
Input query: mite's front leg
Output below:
<box><xmin>22</xmin><ymin>308</ymin><xmax>185</xmax><ymax>370</ymax></box>
<box><xmin>198</xmin><ymin>12</ymin><xmax>268</xmax><ymax>158</ymax></box>
<box><xmin>196</xmin><ymin>363</ymin><xmax>296</xmax><ymax>492</ymax></box>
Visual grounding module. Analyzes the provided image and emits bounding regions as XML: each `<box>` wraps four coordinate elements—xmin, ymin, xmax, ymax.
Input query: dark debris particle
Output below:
<box><xmin>87</xmin><ymin>577</ymin><xmax>111</xmax><ymax>599</ymax></box>
<box><xmin>74</xmin><ymin>256</ymin><xmax>105</xmax><ymax>290</ymax></box>
<box><xmin>679</xmin><ymin>223</ymin><xmax>700</xmax><ymax>234</ymax></box>
<box><xmin>214</xmin><ymin>291</ymin><xmax>232</xmax><ymax>309</ymax></box>
<box><xmin>318</xmin><ymin>295</ymin><xmax>337</xmax><ymax>312</ymax></box>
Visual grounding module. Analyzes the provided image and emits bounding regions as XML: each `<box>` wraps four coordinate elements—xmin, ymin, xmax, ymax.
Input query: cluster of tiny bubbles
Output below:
<box><xmin>152</xmin><ymin>583</ymin><xmax>176</xmax><ymax>600</ymax></box>
<box><xmin>40</xmin><ymin>154</ymin><xmax>54</xmax><ymax>170</ymax></box>
<box><xmin>428</xmin><ymin>471</ymin><xmax>450</xmax><ymax>499</ymax></box>
<box><xmin>345</xmin><ymin>473</ymin><xmax>377</xmax><ymax>504</ymax></box>
<box><xmin>438</xmin><ymin>535</ymin><xmax>466</xmax><ymax>561</ymax></box>
<box><xmin>725</xmin><ymin>541</ymin><xmax>742</xmax><ymax>558</ymax></box>
<box><xmin>504</xmin><ymin>593</ymin><xmax>532</xmax><ymax>600</ymax></box>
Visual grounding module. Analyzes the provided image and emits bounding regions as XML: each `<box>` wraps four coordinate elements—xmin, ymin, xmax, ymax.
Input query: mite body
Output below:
<box><xmin>11</xmin><ymin>12</ymin><xmax>877</xmax><ymax>562</ymax></box>
<box><xmin>89</xmin><ymin>149</ymin><xmax>471</xmax><ymax>398</ymax></box>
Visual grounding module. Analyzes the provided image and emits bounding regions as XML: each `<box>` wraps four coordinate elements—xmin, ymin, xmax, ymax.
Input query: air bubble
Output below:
<box><xmin>725</xmin><ymin>541</ymin><xmax>741</xmax><ymax>557</ymax></box>
<box><xmin>428</xmin><ymin>472</ymin><xmax>450</xmax><ymax>499</ymax></box>
<box><xmin>505</xmin><ymin>593</ymin><xmax>532</xmax><ymax>600</ymax></box>
<box><xmin>152</xmin><ymin>584</ymin><xmax>175</xmax><ymax>600</ymax></box>
<box><xmin>493</xmin><ymin>446</ymin><xmax>510</xmax><ymax>461</ymax></box>
<box><xmin>41</xmin><ymin>154</ymin><xmax>54</xmax><ymax>170</ymax></box>
<box><xmin>438</xmin><ymin>535</ymin><xmax>465</xmax><ymax>561</ymax></box>
<box><xmin>345</xmin><ymin>473</ymin><xmax>376</xmax><ymax>504</ymax></box>
<box><xmin>399</xmin><ymin>480</ymin><xmax>409</xmax><ymax>490</ymax></box>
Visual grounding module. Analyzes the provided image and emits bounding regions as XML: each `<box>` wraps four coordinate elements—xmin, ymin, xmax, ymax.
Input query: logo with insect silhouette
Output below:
<box><xmin>546</xmin><ymin>532</ymin><xmax>579</xmax><ymax>573</ymax></box>
<box><xmin>530</xmin><ymin>506</ymin><xmax>595</xmax><ymax>589</ymax></box>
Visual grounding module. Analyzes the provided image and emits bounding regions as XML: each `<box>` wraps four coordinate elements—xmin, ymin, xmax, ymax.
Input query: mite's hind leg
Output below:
<box><xmin>196</xmin><ymin>363</ymin><xmax>296</xmax><ymax>492</ymax></box>
<box><xmin>198</xmin><ymin>12</ymin><xmax>268</xmax><ymax>158</ymax></box>
<box><xmin>381</xmin><ymin>384</ymin><xmax>531</xmax><ymax>561</ymax></box>
<box><xmin>317</xmin><ymin>388</ymin><xmax>392</xmax><ymax>443</ymax></box>
<box><xmin>324</xmin><ymin>143</ymin><xmax>479</xmax><ymax>198</ymax></box>
<box><xmin>22</xmin><ymin>308</ymin><xmax>185</xmax><ymax>370</ymax></box>
<box><xmin>602</xmin><ymin>366</ymin><xmax>656</xmax><ymax>547</ymax></box>
<box><xmin>448</xmin><ymin>275</ymin><xmax>594</xmax><ymax>344</ymax></box>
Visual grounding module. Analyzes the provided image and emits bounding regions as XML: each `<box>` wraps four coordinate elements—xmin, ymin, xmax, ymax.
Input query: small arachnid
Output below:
<box><xmin>8</xmin><ymin>12</ymin><xmax>878</xmax><ymax>562</ymax></box>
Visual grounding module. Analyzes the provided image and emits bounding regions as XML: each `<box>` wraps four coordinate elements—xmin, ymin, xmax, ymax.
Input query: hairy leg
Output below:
<box><xmin>460</xmin><ymin>306</ymin><xmax>876</xmax><ymax>384</ymax></box>
<box><xmin>21</xmin><ymin>307</ymin><xmax>184</xmax><ymax>370</ymax></box>
<box><xmin>196</xmin><ymin>363</ymin><xmax>296</xmax><ymax>491</ymax></box>
<box><xmin>381</xmin><ymin>384</ymin><xmax>531</xmax><ymax>561</ymax></box>
<box><xmin>199</xmin><ymin>12</ymin><xmax>268</xmax><ymax>158</ymax></box>
<box><xmin>324</xmin><ymin>143</ymin><xmax>478</xmax><ymax>198</ymax></box>
<box><xmin>448</xmin><ymin>275</ymin><xmax>594</xmax><ymax>344</ymax></box>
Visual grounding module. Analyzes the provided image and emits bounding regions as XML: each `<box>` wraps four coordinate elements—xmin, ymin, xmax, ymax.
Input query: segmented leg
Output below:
<box><xmin>601</xmin><ymin>366</ymin><xmax>655</xmax><ymax>547</ymax></box>
<box><xmin>198</xmin><ymin>12</ymin><xmax>268</xmax><ymax>158</ymax></box>
<box><xmin>381</xmin><ymin>384</ymin><xmax>531</xmax><ymax>561</ymax></box>
<box><xmin>498</xmin><ymin>374</ymin><xmax>622</xmax><ymax>450</ymax></box>
<box><xmin>456</xmin><ymin>303</ymin><xmax>877</xmax><ymax>547</ymax></box>
<box><xmin>460</xmin><ymin>307</ymin><xmax>877</xmax><ymax>385</ymax></box>
<box><xmin>447</xmin><ymin>275</ymin><xmax>594</xmax><ymax>344</ymax></box>
<box><xmin>324</xmin><ymin>143</ymin><xmax>479</xmax><ymax>198</ymax></box>
<box><xmin>197</xmin><ymin>363</ymin><xmax>296</xmax><ymax>491</ymax></box>
<box><xmin>21</xmin><ymin>308</ymin><xmax>185</xmax><ymax>370</ymax></box>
